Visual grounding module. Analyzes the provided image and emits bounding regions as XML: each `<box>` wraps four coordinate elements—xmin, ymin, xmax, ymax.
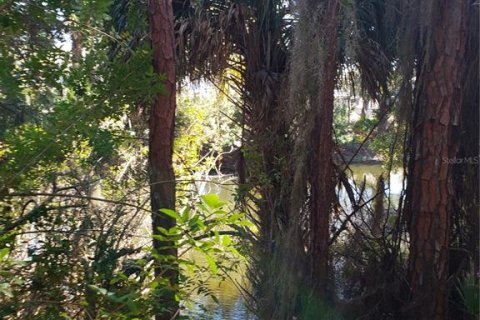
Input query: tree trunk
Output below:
<box><xmin>449</xmin><ymin>5</ymin><xmax>479</xmax><ymax>319</ymax></box>
<box><xmin>372</xmin><ymin>175</ymin><xmax>385</xmax><ymax>237</ymax></box>
<box><xmin>406</xmin><ymin>1</ymin><xmax>468</xmax><ymax>319</ymax></box>
<box><xmin>309</xmin><ymin>0</ymin><xmax>338</xmax><ymax>298</ymax></box>
<box><xmin>148</xmin><ymin>0</ymin><xmax>178</xmax><ymax>319</ymax></box>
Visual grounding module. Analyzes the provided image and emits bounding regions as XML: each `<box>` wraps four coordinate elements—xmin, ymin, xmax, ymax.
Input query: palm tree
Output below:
<box><xmin>176</xmin><ymin>2</ymin><xmax>296</xmax><ymax>317</ymax></box>
<box><xmin>176</xmin><ymin>0</ymin><xmax>402</xmax><ymax>317</ymax></box>
<box><xmin>288</xmin><ymin>0</ymin><xmax>340</xmax><ymax>301</ymax></box>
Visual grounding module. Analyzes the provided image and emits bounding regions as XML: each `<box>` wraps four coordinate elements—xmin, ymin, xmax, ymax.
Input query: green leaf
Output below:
<box><xmin>159</xmin><ymin>208</ymin><xmax>180</xmax><ymax>220</ymax></box>
<box><xmin>227</xmin><ymin>213</ymin><xmax>245</xmax><ymax>223</ymax></box>
<box><xmin>188</xmin><ymin>215</ymin><xmax>205</xmax><ymax>232</ymax></box>
<box><xmin>126</xmin><ymin>297</ymin><xmax>140</xmax><ymax>313</ymax></box>
<box><xmin>0</xmin><ymin>248</ymin><xmax>10</xmax><ymax>261</ymax></box>
<box><xmin>236</xmin><ymin>220</ymin><xmax>254</xmax><ymax>227</ymax></box>
<box><xmin>148</xmin><ymin>280</ymin><xmax>159</xmax><ymax>289</ymax></box>
<box><xmin>201</xmin><ymin>194</ymin><xmax>226</xmax><ymax>209</ymax></box>
<box><xmin>152</xmin><ymin>234</ymin><xmax>168</xmax><ymax>241</ymax></box>
<box><xmin>156</xmin><ymin>226</ymin><xmax>178</xmax><ymax>236</ymax></box>
<box><xmin>88</xmin><ymin>284</ymin><xmax>107</xmax><ymax>296</ymax></box>
<box><xmin>181</xmin><ymin>206</ymin><xmax>191</xmax><ymax>223</ymax></box>
<box><xmin>205</xmin><ymin>254</ymin><xmax>218</xmax><ymax>274</ymax></box>
<box><xmin>222</xmin><ymin>235</ymin><xmax>232</xmax><ymax>247</ymax></box>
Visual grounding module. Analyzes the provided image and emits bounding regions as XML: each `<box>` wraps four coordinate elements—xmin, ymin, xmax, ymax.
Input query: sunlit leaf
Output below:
<box><xmin>201</xmin><ymin>194</ymin><xmax>226</xmax><ymax>209</ymax></box>
<box><xmin>205</xmin><ymin>254</ymin><xmax>218</xmax><ymax>274</ymax></box>
<box><xmin>0</xmin><ymin>248</ymin><xmax>9</xmax><ymax>260</ymax></box>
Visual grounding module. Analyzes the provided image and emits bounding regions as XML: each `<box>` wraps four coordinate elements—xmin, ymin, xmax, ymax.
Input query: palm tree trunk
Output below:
<box><xmin>148</xmin><ymin>0</ymin><xmax>178</xmax><ymax>319</ymax></box>
<box><xmin>309</xmin><ymin>0</ymin><xmax>338</xmax><ymax>298</ymax></box>
<box><xmin>406</xmin><ymin>1</ymin><xmax>468</xmax><ymax>318</ymax></box>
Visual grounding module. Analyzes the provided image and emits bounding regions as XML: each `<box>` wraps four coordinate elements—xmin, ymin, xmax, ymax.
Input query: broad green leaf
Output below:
<box><xmin>201</xmin><ymin>194</ymin><xmax>226</xmax><ymax>209</ymax></box>
<box><xmin>227</xmin><ymin>213</ymin><xmax>246</xmax><ymax>223</ymax></box>
<box><xmin>236</xmin><ymin>220</ymin><xmax>254</xmax><ymax>227</ymax></box>
<box><xmin>159</xmin><ymin>208</ymin><xmax>180</xmax><ymax>220</ymax></box>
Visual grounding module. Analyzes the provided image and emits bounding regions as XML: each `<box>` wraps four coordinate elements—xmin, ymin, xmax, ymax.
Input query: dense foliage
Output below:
<box><xmin>0</xmin><ymin>1</ymin><xmax>248</xmax><ymax>319</ymax></box>
<box><xmin>0</xmin><ymin>1</ymin><xmax>478</xmax><ymax>320</ymax></box>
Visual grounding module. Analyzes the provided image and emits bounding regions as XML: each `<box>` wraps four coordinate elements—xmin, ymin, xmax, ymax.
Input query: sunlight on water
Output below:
<box><xmin>184</xmin><ymin>175</ymin><xmax>256</xmax><ymax>319</ymax></box>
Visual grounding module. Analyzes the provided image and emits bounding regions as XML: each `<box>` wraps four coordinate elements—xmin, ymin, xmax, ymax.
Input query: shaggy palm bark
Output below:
<box><xmin>309</xmin><ymin>0</ymin><xmax>338</xmax><ymax>297</ymax></box>
<box><xmin>240</xmin><ymin>8</ymin><xmax>294</xmax><ymax>317</ymax></box>
<box><xmin>148</xmin><ymin>0</ymin><xmax>178</xmax><ymax>318</ymax></box>
<box><xmin>289</xmin><ymin>0</ymin><xmax>339</xmax><ymax>299</ymax></box>
<box><xmin>176</xmin><ymin>2</ymin><xmax>295</xmax><ymax>317</ymax></box>
<box><xmin>406</xmin><ymin>1</ymin><xmax>468</xmax><ymax>319</ymax></box>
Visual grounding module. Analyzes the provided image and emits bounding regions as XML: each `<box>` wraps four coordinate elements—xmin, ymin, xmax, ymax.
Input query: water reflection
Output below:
<box><xmin>188</xmin><ymin>165</ymin><xmax>404</xmax><ymax>319</ymax></box>
<box><xmin>184</xmin><ymin>175</ymin><xmax>255</xmax><ymax>319</ymax></box>
<box><xmin>339</xmin><ymin>164</ymin><xmax>404</xmax><ymax>209</ymax></box>
<box><xmin>187</xmin><ymin>282</ymin><xmax>255</xmax><ymax>320</ymax></box>
<box><xmin>349</xmin><ymin>164</ymin><xmax>404</xmax><ymax>195</ymax></box>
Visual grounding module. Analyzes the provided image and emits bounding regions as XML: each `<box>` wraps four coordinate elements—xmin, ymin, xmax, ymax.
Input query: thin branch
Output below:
<box><xmin>6</xmin><ymin>192</ymin><xmax>152</xmax><ymax>213</ymax></box>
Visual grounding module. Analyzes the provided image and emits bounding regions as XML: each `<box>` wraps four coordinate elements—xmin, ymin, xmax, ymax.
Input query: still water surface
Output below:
<box><xmin>185</xmin><ymin>175</ymin><xmax>254</xmax><ymax>319</ymax></box>
<box><xmin>188</xmin><ymin>164</ymin><xmax>403</xmax><ymax>319</ymax></box>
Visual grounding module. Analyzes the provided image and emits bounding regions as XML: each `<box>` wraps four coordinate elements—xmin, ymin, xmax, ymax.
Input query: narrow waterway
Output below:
<box><xmin>185</xmin><ymin>175</ymin><xmax>255</xmax><ymax>319</ymax></box>
<box><xmin>188</xmin><ymin>164</ymin><xmax>404</xmax><ymax>319</ymax></box>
